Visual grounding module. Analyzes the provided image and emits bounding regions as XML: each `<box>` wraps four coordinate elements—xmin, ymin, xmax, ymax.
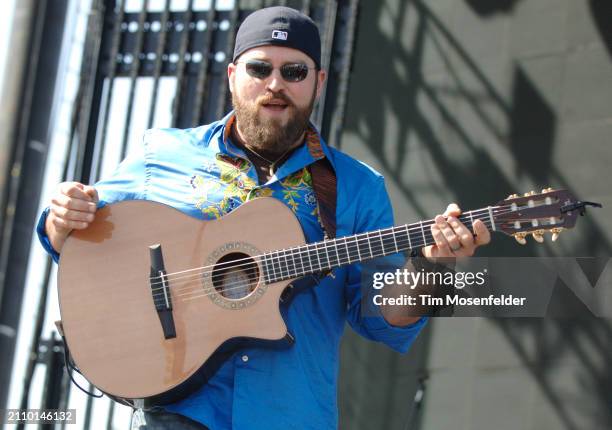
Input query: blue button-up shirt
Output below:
<box><xmin>37</xmin><ymin>112</ymin><xmax>426</xmax><ymax>430</ymax></box>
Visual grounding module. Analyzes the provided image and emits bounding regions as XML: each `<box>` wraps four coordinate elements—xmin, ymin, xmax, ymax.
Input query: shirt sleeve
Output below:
<box><xmin>36</xmin><ymin>207</ymin><xmax>60</xmax><ymax>263</ymax></box>
<box><xmin>94</xmin><ymin>139</ymin><xmax>148</xmax><ymax>206</ymax></box>
<box><xmin>344</xmin><ymin>176</ymin><xmax>428</xmax><ymax>353</ymax></box>
<box><xmin>35</xmin><ymin>139</ymin><xmax>148</xmax><ymax>263</ymax></box>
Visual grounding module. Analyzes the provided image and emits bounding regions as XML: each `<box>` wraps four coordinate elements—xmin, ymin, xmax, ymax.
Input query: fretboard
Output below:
<box><xmin>260</xmin><ymin>207</ymin><xmax>497</xmax><ymax>284</ymax></box>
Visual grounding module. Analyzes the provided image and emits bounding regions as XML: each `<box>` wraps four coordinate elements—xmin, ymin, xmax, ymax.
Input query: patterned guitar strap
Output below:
<box><xmin>305</xmin><ymin>129</ymin><xmax>337</xmax><ymax>240</ymax></box>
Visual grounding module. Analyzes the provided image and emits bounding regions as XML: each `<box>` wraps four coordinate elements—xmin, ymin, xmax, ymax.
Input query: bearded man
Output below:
<box><xmin>37</xmin><ymin>6</ymin><xmax>489</xmax><ymax>430</ymax></box>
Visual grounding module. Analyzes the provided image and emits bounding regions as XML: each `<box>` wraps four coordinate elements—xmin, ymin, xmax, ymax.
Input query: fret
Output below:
<box><xmin>382</xmin><ymin>228</ymin><xmax>396</xmax><ymax>256</ymax></box>
<box><xmin>290</xmin><ymin>250</ymin><xmax>298</xmax><ymax>276</ymax></box>
<box><xmin>323</xmin><ymin>241</ymin><xmax>331</xmax><ymax>269</ymax></box>
<box><xmin>335</xmin><ymin>237</ymin><xmax>344</xmax><ymax>265</ymax></box>
<box><xmin>324</xmin><ymin>243</ymin><xmax>332</xmax><ymax>269</ymax></box>
<box><xmin>282</xmin><ymin>250</ymin><xmax>291</xmax><ymax>279</ymax></box>
<box><xmin>392</xmin><ymin>228</ymin><xmax>399</xmax><ymax>253</ymax></box>
<box><xmin>264</xmin><ymin>254</ymin><xmax>273</xmax><ymax>283</ymax></box>
<box><xmin>487</xmin><ymin>206</ymin><xmax>496</xmax><ymax>231</ymax></box>
<box><xmin>344</xmin><ymin>236</ymin><xmax>352</xmax><ymax>264</ymax></box>
<box><xmin>261</xmin><ymin>256</ymin><xmax>270</xmax><ymax>283</ymax></box>
<box><xmin>378</xmin><ymin>229</ymin><xmax>385</xmax><ymax>256</ymax></box>
<box><xmin>272</xmin><ymin>251</ymin><xmax>282</xmax><ymax>281</ymax></box>
<box><xmin>297</xmin><ymin>246</ymin><xmax>305</xmax><ymax>277</ymax></box>
<box><xmin>468</xmin><ymin>211</ymin><xmax>474</xmax><ymax>229</ymax></box>
<box><xmin>367</xmin><ymin>232</ymin><xmax>373</xmax><ymax>258</ymax></box>
<box><xmin>306</xmin><ymin>243</ymin><xmax>314</xmax><ymax>273</ymax></box>
<box><xmin>357</xmin><ymin>235</ymin><xmax>370</xmax><ymax>261</ymax></box>
<box><xmin>291</xmin><ymin>250</ymin><xmax>298</xmax><ymax>276</ymax></box>
<box><xmin>334</xmin><ymin>238</ymin><xmax>341</xmax><ymax>266</ymax></box>
<box><xmin>269</xmin><ymin>256</ymin><xmax>277</xmax><ymax>283</ymax></box>
<box><xmin>324</xmin><ymin>241</ymin><xmax>338</xmax><ymax>268</ymax></box>
<box><xmin>355</xmin><ymin>234</ymin><xmax>362</xmax><ymax>261</ymax></box>
<box><xmin>405</xmin><ymin>224</ymin><xmax>412</xmax><ymax>249</ymax></box>
<box><xmin>287</xmin><ymin>250</ymin><xmax>296</xmax><ymax>278</ymax></box>
<box><xmin>288</xmin><ymin>249</ymin><xmax>297</xmax><ymax>278</ymax></box>
<box><xmin>420</xmin><ymin>221</ymin><xmax>427</xmax><ymax>247</ymax></box>
<box><xmin>315</xmin><ymin>242</ymin><xmax>323</xmax><ymax>271</ymax></box>
<box><xmin>393</xmin><ymin>227</ymin><xmax>402</xmax><ymax>251</ymax></box>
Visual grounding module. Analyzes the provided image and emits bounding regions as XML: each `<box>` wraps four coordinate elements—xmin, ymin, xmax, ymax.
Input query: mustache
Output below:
<box><xmin>256</xmin><ymin>92</ymin><xmax>294</xmax><ymax>107</ymax></box>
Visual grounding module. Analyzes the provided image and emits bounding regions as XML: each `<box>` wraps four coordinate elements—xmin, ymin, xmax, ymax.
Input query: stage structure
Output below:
<box><xmin>0</xmin><ymin>1</ymin><xmax>360</xmax><ymax>428</ymax></box>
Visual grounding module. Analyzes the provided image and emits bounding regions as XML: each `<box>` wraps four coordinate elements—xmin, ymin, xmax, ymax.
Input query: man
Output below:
<box><xmin>37</xmin><ymin>6</ymin><xmax>490</xmax><ymax>430</ymax></box>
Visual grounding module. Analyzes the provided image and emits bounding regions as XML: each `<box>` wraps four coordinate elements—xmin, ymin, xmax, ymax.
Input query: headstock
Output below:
<box><xmin>494</xmin><ymin>188</ymin><xmax>602</xmax><ymax>245</ymax></box>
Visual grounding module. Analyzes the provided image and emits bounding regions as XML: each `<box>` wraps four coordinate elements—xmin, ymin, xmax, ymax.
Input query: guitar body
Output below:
<box><xmin>58</xmin><ymin>197</ymin><xmax>305</xmax><ymax>404</ymax></box>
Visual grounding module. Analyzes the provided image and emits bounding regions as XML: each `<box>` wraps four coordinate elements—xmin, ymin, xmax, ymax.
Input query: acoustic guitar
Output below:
<box><xmin>57</xmin><ymin>188</ymin><xmax>599</xmax><ymax>405</ymax></box>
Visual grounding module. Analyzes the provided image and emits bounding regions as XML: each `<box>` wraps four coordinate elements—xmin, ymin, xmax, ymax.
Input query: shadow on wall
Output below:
<box><xmin>590</xmin><ymin>0</ymin><xmax>612</xmax><ymax>59</ymax></box>
<box><xmin>344</xmin><ymin>0</ymin><xmax>610</xmax><ymax>258</ymax></box>
<box><xmin>464</xmin><ymin>0</ymin><xmax>522</xmax><ymax>16</ymax></box>
<box><xmin>340</xmin><ymin>0</ymin><xmax>612</xmax><ymax>429</ymax></box>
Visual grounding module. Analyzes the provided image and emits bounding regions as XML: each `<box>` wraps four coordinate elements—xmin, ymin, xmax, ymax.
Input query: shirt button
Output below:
<box><xmin>241</xmin><ymin>355</ymin><xmax>249</xmax><ymax>362</ymax></box>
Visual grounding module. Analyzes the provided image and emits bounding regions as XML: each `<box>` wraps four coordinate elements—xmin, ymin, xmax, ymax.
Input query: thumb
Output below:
<box><xmin>83</xmin><ymin>185</ymin><xmax>99</xmax><ymax>203</ymax></box>
<box><xmin>443</xmin><ymin>203</ymin><xmax>461</xmax><ymax>218</ymax></box>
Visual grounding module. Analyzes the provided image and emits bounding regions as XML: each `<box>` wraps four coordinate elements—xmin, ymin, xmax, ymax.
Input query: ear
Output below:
<box><xmin>227</xmin><ymin>62</ymin><xmax>237</xmax><ymax>93</ymax></box>
<box><xmin>315</xmin><ymin>69</ymin><xmax>327</xmax><ymax>99</ymax></box>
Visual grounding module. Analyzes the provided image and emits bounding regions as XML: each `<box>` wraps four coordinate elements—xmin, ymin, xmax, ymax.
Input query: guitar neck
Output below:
<box><xmin>260</xmin><ymin>207</ymin><xmax>497</xmax><ymax>284</ymax></box>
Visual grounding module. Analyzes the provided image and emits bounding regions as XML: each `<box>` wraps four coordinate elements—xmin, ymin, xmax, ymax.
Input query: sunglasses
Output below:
<box><xmin>236</xmin><ymin>60</ymin><xmax>315</xmax><ymax>82</ymax></box>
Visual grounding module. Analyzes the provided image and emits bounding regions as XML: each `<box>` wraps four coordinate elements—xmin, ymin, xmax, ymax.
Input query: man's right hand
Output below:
<box><xmin>45</xmin><ymin>182</ymin><xmax>99</xmax><ymax>253</ymax></box>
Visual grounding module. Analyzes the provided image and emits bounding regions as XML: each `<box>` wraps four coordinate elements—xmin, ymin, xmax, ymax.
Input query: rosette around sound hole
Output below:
<box><xmin>212</xmin><ymin>252</ymin><xmax>259</xmax><ymax>299</ymax></box>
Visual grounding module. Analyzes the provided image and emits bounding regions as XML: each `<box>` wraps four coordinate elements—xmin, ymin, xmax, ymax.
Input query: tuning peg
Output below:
<box><xmin>514</xmin><ymin>232</ymin><xmax>527</xmax><ymax>245</ymax></box>
<box><xmin>532</xmin><ymin>230</ymin><xmax>545</xmax><ymax>243</ymax></box>
<box><xmin>524</xmin><ymin>191</ymin><xmax>536</xmax><ymax>197</ymax></box>
<box><xmin>550</xmin><ymin>227</ymin><xmax>563</xmax><ymax>242</ymax></box>
<box><xmin>507</xmin><ymin>193</ymin><xmax>519</xmax><ymax>199</ymax></box>
<box><xmin>541</xmin><ymin>187</ymin><xmax>554</xmax><ymax>193</ymax></box>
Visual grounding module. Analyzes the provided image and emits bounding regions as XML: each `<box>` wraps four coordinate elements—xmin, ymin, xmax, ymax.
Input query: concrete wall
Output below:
<box><xmin>338</xmin><ymin>1</ymin><xmax>612</xmax><ymax>429</ymax></box>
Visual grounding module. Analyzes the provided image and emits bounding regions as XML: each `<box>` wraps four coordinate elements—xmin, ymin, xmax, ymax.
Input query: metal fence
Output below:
<box><xmin>0</xmin><ymin>0</ymin><xmax>359</xmax><ymax>428</ymax></box>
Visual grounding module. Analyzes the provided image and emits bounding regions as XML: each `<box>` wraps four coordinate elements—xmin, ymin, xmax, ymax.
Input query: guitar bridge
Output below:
<box><xmin>149</xmin><ymin>244</ymin><xmax>176</xmax><ymax>339</ymax></box>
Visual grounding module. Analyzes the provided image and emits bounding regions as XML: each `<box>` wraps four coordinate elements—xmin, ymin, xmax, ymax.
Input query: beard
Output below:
<box><xmin>232</xmin><ymin>87</ymin><xmax>317</xmax><ymax>155</ymax></box>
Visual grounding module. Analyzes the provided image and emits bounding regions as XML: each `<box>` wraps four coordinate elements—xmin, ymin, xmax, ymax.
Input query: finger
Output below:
<box><xmin>52</xmin><ymin>194</ymin><xmax>97</xmax><ymax>213</ymax></box>
<box><xmin>60</xmin><ymin>182</ymin><xmax>95</xmax><ymax>201</ymax></box>
<box><xmin>430</xmin><ymin>224</ymin><xmax>453</xmax><ymax>257</ymax></box>
<box><xmin>473</xmin><ymin>219</ymin><xmax>491</xmax><ymax>245</ymax></box>
<box><xmin>421</xmin><ymin>245</ymin><xmax>434</xmax><ymax>259</ymax></box>
<box><xmin>83</xmin><ymin>185</ymin><xmax>99</xmax><ymax>203</ymax></box>
<box><xmin>49</xmin><ymin>213</ymin><xmax>90</xmax><ymax>230</ymax></box>
<box><xmin>435</xmin><ymin>215</ymin><xmax>461</xmax><ymax>251</ymax></box>
<box><xmin>51</xmin><ymin>205</ymin><xmax>95</xmax><ymax>223</ymax></box>
<box><xmin>443</xmin><ymin>203</ymin><xmax>461</xmax><ymax>218</ymax></box>
<box><xmin>448</xmin><ymin>216</ymin><xmax>475</xmax><ymax>248</ymax></box>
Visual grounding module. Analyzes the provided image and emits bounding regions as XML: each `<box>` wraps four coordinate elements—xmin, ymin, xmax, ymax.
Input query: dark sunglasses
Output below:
<box><xmin>237</xmin><ymin>60</ymin><xmax>315</xmax><ymax>82</ymax></box>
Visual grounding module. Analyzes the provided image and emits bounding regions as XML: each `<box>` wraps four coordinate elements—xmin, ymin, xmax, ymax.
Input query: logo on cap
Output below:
<box><xmin>272</xmin><ymin>30</ymin><xmax>288</xmax><ymax>40</ymax></box>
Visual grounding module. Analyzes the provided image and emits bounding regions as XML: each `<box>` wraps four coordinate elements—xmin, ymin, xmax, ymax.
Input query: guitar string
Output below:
<box><xmin>148</xmin><ymin>209</ymin><xmax>500</xmax><ymax>299</ymax></box>
<box><xmin>156</xmin><ymin>204</ymin><xmax>563</xmax><ymax>306</ymax></box>
<box><xmin>147</xmin><ymin>204</ymin><xmax>540</xmax><ymax>300</ymax></box>
<box><xmin>148</xmin><ymin>205</ymin><xmax>516</xmax><ymax>291</ymax></box>
<box><xmin>163</xmin><ymin>217</ymin><xmax>500</xmax><ymax>304</ymax></box>
<box><xmin>150</xmin><ymin>202</ymin><xmax>551</xmax><ymax>297</ymax></box>
<box><xmin>151</xmin><ymin>205</ymin><xmax>509</xmax><ymax>284</ymax></box>
<box><xmin>151</xmin><ymin>215</ymin><xmax>510</xmax><ymax>305</ymax></box>
<box><xmin>156</xmin><ymin>220</ymin><xmax>469</xmax><ymax>299</ymax></box>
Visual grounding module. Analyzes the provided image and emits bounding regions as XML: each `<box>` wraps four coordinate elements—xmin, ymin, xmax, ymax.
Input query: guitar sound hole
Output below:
<box><xmin>212</xmin><ymin>252</ymin><xmax>259</xmax><ymax>299</ymax></box>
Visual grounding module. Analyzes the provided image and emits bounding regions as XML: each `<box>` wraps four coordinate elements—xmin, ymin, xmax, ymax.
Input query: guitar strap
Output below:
<box><xmin>305</xmin><ymin>130</ymin><xmax>337</xmax><ymax>239</ymax></box>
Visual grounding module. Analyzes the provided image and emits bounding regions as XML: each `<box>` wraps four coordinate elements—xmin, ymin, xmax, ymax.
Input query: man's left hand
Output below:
<box><xmin>422</xmin><ymin>203</ymin><xmax>491</xmax><ymax>260</ymax></box>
